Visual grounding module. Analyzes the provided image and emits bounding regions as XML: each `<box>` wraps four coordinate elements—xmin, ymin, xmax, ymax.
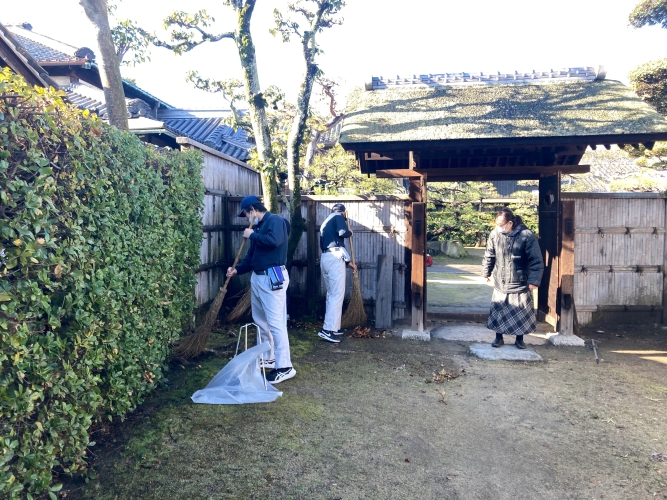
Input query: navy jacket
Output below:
<box><xmin>320</xmin><ymin>212</ymin><xmax>352</xmax><ymax>252</ymax></box>
<box><xmin>236</xmin><ymin>213</ymin><xmax>289</xmax><ymax>275</ymax></box>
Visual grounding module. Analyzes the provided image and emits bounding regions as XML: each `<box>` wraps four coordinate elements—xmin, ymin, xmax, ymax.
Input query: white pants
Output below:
<box><xmin>320</xmin><ymin>251</ymin><xmax>346</xmax><ymax>332</ymax></box>
<box><xmin>250</xmin><ymin>270</ymin><xmax>291</xmax><ymax>369</ymax></box>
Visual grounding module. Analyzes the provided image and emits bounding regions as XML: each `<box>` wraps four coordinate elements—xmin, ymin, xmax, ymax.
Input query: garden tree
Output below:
<box><xmin>79</xmin><ymin>0</ymin><xmax>129</xmax><ymax>130</ymax></box>
<box><xmin>111</xmin><ymin>19</ymin><xmax>154</xmax><ymax>66</ymax></box>
<box><xmin>142</xmin><ymin>0</ymin><xmax>345</xmax><ymax>222</ymax></box>
<box><xmin>269</xmin><ymin>0</ymin><xmax>345</xmax><ymax>263</ymax></box>
<box><xmin>304</xmin><ymin>77</ymin><xmax>345</xmax><ymax>169</ymax></box>
<box><xmin>304</xmin><ymin>143</ymin><xmax>399</xmax><ymax>195</ymax></box>
<box><xmin>629</xmin><ymin>0</ymin><xmax>667</xmax><ymax>29</ymax></box>
<box><xmin>628</xmin><ymin>1</ymin><xmax>667</xmax><ymax>115</ymax></box>
<box><xmin>629</xmin><ymin>59</ymin><xmax>667</xmax><ymax>114</ymax></box>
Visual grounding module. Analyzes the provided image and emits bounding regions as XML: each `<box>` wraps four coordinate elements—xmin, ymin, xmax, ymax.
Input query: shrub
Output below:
<box><xmin>0</xmin><ymin>69</ymin><xmax>204</xmax><ymax>498</ymax></box>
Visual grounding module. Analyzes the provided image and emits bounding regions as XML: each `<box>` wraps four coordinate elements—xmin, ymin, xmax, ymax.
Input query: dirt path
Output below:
<box><xmin>65</xmin><ymin>323</ymin><xmax>667</xmax><ymax>499</ymax></box>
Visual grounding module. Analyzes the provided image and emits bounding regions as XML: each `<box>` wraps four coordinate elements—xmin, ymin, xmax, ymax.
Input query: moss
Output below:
<box><xmin>340</xmin><ymin>80</ymin><xmax>667</xmax><ymax>144</ymax></box>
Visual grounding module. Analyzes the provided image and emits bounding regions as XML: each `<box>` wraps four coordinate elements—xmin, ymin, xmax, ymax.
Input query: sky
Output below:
<box><xmin>3</xmin><ymin>0</ymin><xmax>667</xmax><ymax>112</ymax></box>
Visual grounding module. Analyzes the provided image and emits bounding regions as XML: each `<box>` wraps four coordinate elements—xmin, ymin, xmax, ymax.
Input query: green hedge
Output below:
<box><xmin>0</xmin><ymin>69</ymin><xmax>204</xmax><ymax>498</ymax></box>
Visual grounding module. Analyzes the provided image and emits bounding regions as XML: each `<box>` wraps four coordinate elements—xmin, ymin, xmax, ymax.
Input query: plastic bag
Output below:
<box><xmin>191</xmin><ymin>341</ymin><xmax>282</xmax><ymax>404</ymax></box>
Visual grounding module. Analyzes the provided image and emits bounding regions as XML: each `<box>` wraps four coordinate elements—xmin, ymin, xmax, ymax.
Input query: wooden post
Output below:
<box><xmin>662</xmin><ymin>198</ymin><xmax>667</xmax><ymax>324</ymax></box>
<box><xmin>375</xmin><ymin>255</ymin><xmax>394</xmax><ymax>329</ymax></box>
<box><xmin>411</xmin><ymin>202</ymin><xmax>426</xmax><ymax>332</ymax></box>
<box><xmin>560</xmin><ymin>200</ymin><xmax>575</xmax><ymax>335</ymax></box>
<box><xmin>306</xmin><ymin>200</ymin><xmax>318</xmax><ymax>311</ymax></box>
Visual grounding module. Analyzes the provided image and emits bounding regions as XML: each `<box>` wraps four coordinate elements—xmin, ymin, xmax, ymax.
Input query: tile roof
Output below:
<box><xmin>0</xmin><ymin>22</ymin><xmax>57</xmax><ymax>88</ymax></box>
<box><xmin>65</xmin><ymin>81</ymin><xmax>153</xmax><ymax>119</ymax></box>
<box><xmin>366</xmin><ymin>67</ymin><xmax>603</xmax><ymax>90</ymax></box>
<box><xmin>157</xmin><ymin>109</ymin><xmax>253</xmax><ymax>161</ymax></box>
<box><xmin>340</xmin><ymin>78</ymin><xmax>667</xmax><ymax>145</ymax></box>
<box><xmin>5</xmin><ymin>24</ymin><xmax>91</xmax><ymax>64</ymax></box>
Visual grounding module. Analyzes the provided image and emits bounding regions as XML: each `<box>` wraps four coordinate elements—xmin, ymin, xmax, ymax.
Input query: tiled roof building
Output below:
<box><xmin>3</xmin><ymin>22</ymin><xmax>253</xmax><ymax>161</ymax></box>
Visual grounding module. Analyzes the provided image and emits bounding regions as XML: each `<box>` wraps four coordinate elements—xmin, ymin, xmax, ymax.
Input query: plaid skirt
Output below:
<box><xmin>487</xmin><ymin>289</ymin><xmax>536</xmax><ymax>336</ymax></box>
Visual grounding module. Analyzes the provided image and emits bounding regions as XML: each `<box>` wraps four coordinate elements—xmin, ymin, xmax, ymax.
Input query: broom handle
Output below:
<box><xmin>222</xmin><ymin>220</ymin><xmax>255</xmax><ymax>291</ymax></box>
<box><xmin>344</xmin><ymin>212</ymin><xmax>357</xmax><ymax>273</ymax></box>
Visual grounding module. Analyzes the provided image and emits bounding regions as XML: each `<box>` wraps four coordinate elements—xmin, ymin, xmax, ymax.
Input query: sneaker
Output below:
<box><xmin>266</xmin><ymin>367</ymin><xmax>296</xmax><ymax>384</ymax></box>
<box><xmin>332</xmin><ymin>329</ymin><xmax>345</xmax><ymax>336</ymax></box>
<box><xmin>260</xmin><ymin>359</ymin><xmax>275</xmax><ymax>369</ymax></box>
<box><xmin>318</xmin><ymin>330</ymin><xmax>341</xmax><ymax>343</ymax></box>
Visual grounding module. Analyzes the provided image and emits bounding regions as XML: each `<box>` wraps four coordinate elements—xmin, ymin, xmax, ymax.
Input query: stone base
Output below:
<box><xmin>548</xmin><ymin>334</ymin><xmax>586</xmax><ymax>347</ymax></box>
<box><xmin>469</xmin><ymin>343</ymin><xmax>543</xmax><ymax>361</ymax></box>
<box><xmin>402</xmin><ymin>329</ymin><xmax>431</xmax><ymax>341</ymax></box>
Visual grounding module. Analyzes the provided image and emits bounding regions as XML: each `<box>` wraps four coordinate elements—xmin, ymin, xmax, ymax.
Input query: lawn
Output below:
<box><xmin>64</xmin><ymin>321</ymin><xmax>667</xmax><ymax>499</ymax></box>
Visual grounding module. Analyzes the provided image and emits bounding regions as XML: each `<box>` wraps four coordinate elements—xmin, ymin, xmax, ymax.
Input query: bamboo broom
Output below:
<box><xmin>175</xmin><ymin>220</ymin><xmax>254</xmax><ymax>359</ymax></box>
<box><xmin>341</xmin><ymin>213</ymin><xmax>367</xmax><ymax>329</ymax></box>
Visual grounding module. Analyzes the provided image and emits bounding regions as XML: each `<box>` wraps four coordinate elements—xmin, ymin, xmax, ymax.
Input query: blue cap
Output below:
<box><xmin>237</xmin><ymin>195</ymin><xmax>262</xmax><ymax>217</ymax></box>
<box><xmin>332</xmin><ymin>203</ymin><xmax>346</xmax><ymax>212</ymax></box>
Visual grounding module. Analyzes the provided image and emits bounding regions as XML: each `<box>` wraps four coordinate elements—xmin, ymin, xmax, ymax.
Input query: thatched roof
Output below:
<box><xmin>340</xmin><ymin>80</ymin><xmax>667</xmax><ymax>146</ymax></box>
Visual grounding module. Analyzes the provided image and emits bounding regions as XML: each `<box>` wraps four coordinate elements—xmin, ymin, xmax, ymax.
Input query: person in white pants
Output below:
<box><xmin>318</xmin><ymin>204</ymin><xmax>357</xmax><ymax>343</ymax></box>
<box><xmin>227</xmin><ymin>195</ymin><xmax>295</xmax><ymax>384</ymax></box>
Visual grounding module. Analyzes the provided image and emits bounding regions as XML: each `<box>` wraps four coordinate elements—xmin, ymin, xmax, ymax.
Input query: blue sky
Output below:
<box><xmin>3</xmin><ymin>0</ymin><xmax>667</xmax><ymax>111</ymax></box>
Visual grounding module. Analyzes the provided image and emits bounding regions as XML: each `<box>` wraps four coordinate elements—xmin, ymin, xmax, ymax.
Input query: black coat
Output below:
<box><xmin>481</xmin><ymin>223</ymin><xmax>544</xmax><ymax>294</ymax></box>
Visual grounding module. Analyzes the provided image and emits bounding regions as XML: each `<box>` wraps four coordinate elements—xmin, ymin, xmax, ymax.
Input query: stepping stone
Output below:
<box><xmin>469</xmin><ymin>342</ymin><xmax>543</xmax><ymax>362</ymax></box>
<box><xmin>431</xmin><ymin>324</ymin><xmax>546</xmax><ymax>345</ymax></box>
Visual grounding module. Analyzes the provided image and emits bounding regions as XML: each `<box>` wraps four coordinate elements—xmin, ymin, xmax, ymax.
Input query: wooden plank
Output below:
<box><xmin>306</xmin><ymin>201</ymin><xmax>319</xmax><ymax>311</ymax></box>
<box><xmin>375</xmin><ymin>255</ymin><xmax>394</xmax><ymax>328</ymax></box>
<box><xmin>411</xmin><ymin>202</ymin><xmax>426</xmax><ymax>332</ymax></box>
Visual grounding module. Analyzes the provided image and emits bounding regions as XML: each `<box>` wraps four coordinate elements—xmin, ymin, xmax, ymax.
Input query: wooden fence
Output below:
<box><xmin>177</xmin><ymin>138</ymin><xmax>262</xmax><ymax>307</ymax></box>
<box><xmin>214</xmin><ymin>195</ymin><xmax>411</xmax><ymax>322</ymax></box>
<box><xmin>562</xmin><ymin>193</ymin><xmax>666</xmax><ymax>325</ymax></box>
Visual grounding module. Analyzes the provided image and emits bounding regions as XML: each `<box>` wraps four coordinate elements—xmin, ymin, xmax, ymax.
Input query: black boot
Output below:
<box><xmin>515</xmin><ymin>335</ymin><xmax>526</xmax><ymax>349</ymax></box>
<box><xmin>492</xmin><ymin>333</ymin><xmax>504</xmax><ymax>348</ymax></box>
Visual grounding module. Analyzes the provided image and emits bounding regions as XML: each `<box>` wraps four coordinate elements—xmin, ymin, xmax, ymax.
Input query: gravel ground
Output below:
<box><xmin>64</xmin><ymin>321</ymin><xmax>667</xmax><ymax>500</ymax></box>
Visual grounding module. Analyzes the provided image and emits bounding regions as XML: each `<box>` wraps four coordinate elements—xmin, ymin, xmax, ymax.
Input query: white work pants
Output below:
<box><xmin>320</xmin><ymin>251</ymin><xmax>346</xmax><ymax>332</ymax></box>
<box><xmin>250</xmin><ymin>270</ymin><xmax>291</xmax><ymax>369</ymax></box>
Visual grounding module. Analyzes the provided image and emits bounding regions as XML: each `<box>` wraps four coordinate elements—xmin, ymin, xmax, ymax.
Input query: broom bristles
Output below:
<box><xmin>341</xmin><ymin>270</ymin><xmax>367</xmax><ymax>329</ymax></box>
<box><xmin>226</xmin><ymin>286</ymin><xmax>251</xmax><ymax>322</ymax></box>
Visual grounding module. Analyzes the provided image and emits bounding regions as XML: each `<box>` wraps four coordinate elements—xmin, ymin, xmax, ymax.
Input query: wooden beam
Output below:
<box><xmin>376</xmin><ymin>169</ymin><xmax>424</xmax><ymax>179</ymax></box>
<box><xmin>420</xmin><ymin>165</ymin><xmax>590</xmax><ymax>177</ymax></box>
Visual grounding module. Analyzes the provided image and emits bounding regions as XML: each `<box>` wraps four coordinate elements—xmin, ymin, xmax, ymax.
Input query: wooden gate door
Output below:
<box><xmin>538</xmin><ymin>173</ymin><xmax>561</xmax><ymax>330</ymax></box>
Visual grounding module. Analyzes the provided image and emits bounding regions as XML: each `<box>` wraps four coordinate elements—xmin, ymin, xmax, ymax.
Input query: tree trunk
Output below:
<box><xmin>285</xmin><ymin>7</ymin><xmax>327</xmax><ymax>266</ymax></box>
<box><xmin>79</xmin><ymin>0</ymin><xmax>129</xmax><ymax>131</ymax></box>
<box><xmin>235</xmin><ymin>0</ymin><xmax>279</xmax><ymax>213</ymax></box>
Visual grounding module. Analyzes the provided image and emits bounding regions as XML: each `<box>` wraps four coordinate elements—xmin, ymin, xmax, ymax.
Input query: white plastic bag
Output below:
<box><xmin>191</xmin><ymin>341</ymin><xmax>282</xmax><ymax>404</ymax></box>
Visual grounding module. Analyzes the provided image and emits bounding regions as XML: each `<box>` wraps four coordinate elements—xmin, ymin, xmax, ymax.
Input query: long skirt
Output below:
<box><xmin>487</xmin><ymin>289</ymin><xmax>536</xmax><ymax>336</ymax></box>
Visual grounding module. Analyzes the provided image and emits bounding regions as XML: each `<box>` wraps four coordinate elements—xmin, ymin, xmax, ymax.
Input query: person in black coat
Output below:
<box><xmin>481</xmin><ymin>208</ymin><xmax>544</xmax><ymax>349</ymax></box>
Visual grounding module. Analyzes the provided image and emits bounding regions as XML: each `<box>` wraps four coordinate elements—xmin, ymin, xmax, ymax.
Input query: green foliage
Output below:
<box><xmin>609</xmin><ymin>173</ymin><xmax>667</xmax><ymax>192</ymax></box>
<box><xmin>0</xmin><ymin>69</ymin><xmax>204</xmax><ymax>498</ymax></box>
<box><xmin>629</xmin><ymin>0</ymin><xmax>667</xmax><ymax>29</ymax></box>
<box><xmin>624</xmin><ymin>141</ymin><xmax>667</xmax><ymax>169</ymax></box>
<box><xmin>629</xmin><ymin>58</ymin><xmax>667</xmax><ymax>115</ymax></box>
<box><xmin>426</xmin><ymin>182</ymin><xmax>538</xmax><ymax>245</ymax></box>
<box><xmin>305</xmin><ymin>144</ymin><xmax>399</xmax><ymax>195</ymax></box>
<box><xmin>111</xmin><ymin>19</ymin><xmax>153</xmax><ymax>66</ymax></box>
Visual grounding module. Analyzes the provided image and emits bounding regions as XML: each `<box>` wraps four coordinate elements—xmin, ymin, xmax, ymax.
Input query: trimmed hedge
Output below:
<box><xmin>0</xmin><ymin>69</ymin><xmax>204</xmax><ymax>498</ymax></box>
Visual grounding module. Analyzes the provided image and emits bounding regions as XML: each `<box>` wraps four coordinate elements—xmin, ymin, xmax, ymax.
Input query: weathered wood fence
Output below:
<box><xmin>206</xmin><ymin>195</ymin><xmax>411</xmax><ymax>322</ymax></box>
<box><xmin>562</xmin><ymin>193</ymin><xmax>666</xmax><ymax>325</ymax></box>
<box><xmin>177</xmin><ymin>138</ymin><xmax>262</xmax><ymax>307</ymax></box>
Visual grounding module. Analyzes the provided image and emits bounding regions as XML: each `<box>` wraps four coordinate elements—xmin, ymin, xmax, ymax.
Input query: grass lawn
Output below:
<box><xmin>64</xmin><ymin>320</ymin><xmax>667</xmax><ymax>500</ymax></box>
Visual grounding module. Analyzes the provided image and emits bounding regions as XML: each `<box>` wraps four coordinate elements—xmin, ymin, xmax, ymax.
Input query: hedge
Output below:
<box><xmin>0</xmin><ymin>69</ymin><xmax>204</xmax><ymax>498</ymax></box>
